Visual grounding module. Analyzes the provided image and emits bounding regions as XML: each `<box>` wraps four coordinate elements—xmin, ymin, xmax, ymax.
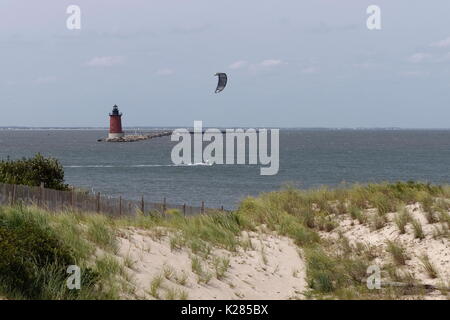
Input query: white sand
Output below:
<box><xmin>319</xmin><ymin>203</ymin><xmax>449</xmax><ymax>299</ymax></box>
<box><xmin>115</xmin><ymin>228</ymin><xmax>307</xmax><ymax>300</ymax></box>
<box><xmin>107</xmin><ymin>202</ymin><xmax>448</xmax><ymax>300</ymax></box>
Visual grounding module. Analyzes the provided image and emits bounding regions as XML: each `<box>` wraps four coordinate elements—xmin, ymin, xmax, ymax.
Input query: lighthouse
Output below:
<box><xmin>109</xmin><ymin>105</ymin><xmax>124</xmax><ymax>139</ymax></box>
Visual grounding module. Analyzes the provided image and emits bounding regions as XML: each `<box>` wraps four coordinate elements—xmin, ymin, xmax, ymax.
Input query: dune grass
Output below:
<box><xmin>0</xmin><ymin>206</ymin><xmax>116</xmax><ymax>299</ymax></box>
<box><xmin>394</xmin><ymin>207</ymin><xmax>411</xmax><ymax>234</ymax></box>
<box><xmin>411</xmin><ymin>218</ymin><xmax>425</xmax><ymax>240</ymax></box>
<box><xmin>149</xmin><ymin>274</ymin><xmax>163</xmax><ymax>298</ymax></box>
<box><xmin>419</xmin><ymin>254</ymin><xmax>439</xmax><ymax>279</ymax></box>
<box><xmin>0</xmin><ymin>181</ymin><xmax>448</xmax><ymax>300</ymax></box>
<box><xmin>386</xmin><ymin>241</ymin><xmax>408</xmax><ymax>266</ymax></box>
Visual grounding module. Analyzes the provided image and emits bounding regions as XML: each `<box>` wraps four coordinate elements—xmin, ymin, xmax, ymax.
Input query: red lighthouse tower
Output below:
<box><xmin>109</xmin><ymin>105</ymin><xmax>124</xmax><ymax>139</ymax></box>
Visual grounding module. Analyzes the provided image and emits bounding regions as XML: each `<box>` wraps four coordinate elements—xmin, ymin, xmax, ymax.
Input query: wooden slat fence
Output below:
<box><xmin>0</xmin><ymin>183</ymin><xmax>225</xmax><ymax>218</ymax></box>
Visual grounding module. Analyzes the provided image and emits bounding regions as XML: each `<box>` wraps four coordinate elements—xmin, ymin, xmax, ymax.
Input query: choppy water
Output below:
<box><xmin>0</xmin><ymin>129</ymin><xmax>449</xmax><ymax>209</ymax></box>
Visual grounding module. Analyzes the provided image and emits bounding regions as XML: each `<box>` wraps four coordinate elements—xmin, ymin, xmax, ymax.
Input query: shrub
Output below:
<box><xmin>0</xmin><ymin>211</ymin><xmax>101</xmax><ymax>299</ymax></box>
<box><xmin>305</xmin><ymin>248</ymin><xmax>338</xmax><ymax>293</ymax></box>
<box><xmin>0</xmin><ymin>153</ymin><xmax>68</xmax><ymax>190</ymax></box>
<box><xmin>0</xmin><ymin>207</ymin><xmax>100</xmax><ymax>299</ymax></box>
<box><xmin>0</xmin><ymin>219</ymin><xmax>72</xmax><ymax>298</ymax></box>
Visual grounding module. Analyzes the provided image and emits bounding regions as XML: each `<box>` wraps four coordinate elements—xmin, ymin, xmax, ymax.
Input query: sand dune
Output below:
<box><xmin>111</xmin><ymin>203</ymin><xmax>448</xmax><ymax>300</ymax></box>
<box><xmin>319</xmin><ymin>203</ymin><xmax>449</xmax><ymax>299</ymax></box>
<box><xmin>116</xmin><ymin>228</ymin><xmax>307</xmax><ymax>300</ymax></box>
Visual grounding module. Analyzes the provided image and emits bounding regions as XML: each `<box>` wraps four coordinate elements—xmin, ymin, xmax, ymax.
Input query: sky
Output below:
<box><xmin>1</xmin><ymin>0</ymin><xmax>450</xmax><ymax>128</ymax></box>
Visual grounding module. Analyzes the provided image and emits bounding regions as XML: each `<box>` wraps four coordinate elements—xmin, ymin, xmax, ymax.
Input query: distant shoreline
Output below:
<box><xmin>1</xmin><ymin>127</ymin><xmax>450</xmax><ymax>131</ymax></box>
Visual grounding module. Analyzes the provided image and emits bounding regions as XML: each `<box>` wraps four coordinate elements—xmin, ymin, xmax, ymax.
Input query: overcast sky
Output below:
<box><xmin>1</xmin><ymin>0</ymin><xmax>450</xmax><ymax>128</ymax></box>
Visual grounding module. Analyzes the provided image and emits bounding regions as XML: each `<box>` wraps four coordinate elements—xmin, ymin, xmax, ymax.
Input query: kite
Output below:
<box><xmin>214</xmin><ymin>73</ymin><xmax>227</xmax><ymax>93</ymax></box>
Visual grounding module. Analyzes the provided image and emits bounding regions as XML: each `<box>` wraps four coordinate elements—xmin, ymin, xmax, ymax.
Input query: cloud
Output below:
<box><xmin>431</xmin><ymin>37</ymin><xmax>450</xmax><ymax>48</ymax></box>
<box><xmin>155</xmin><ymin>68</ymin><xmax>175</xmax><ymax>76</ymax></box>
<box><xmin>407</xmin><ymin>53</ymin><xmax>432</xmax><ymax>63</ymax></box>
<box><xmin>248</xmin><ymin>59</ymin><xmax>285</xmax><ymax>72</ymax></box>
<box><xmin>436</xmin><ymin>52</ymin><xmax>450</xmax><ymax>62</ymax></box>
<box><xmin>85</xmin><ymin>56</ymin><xmax>124</xmax><ymax>67</ymax></box>
<box><xmin>353</xmin><ymin>62</ymin><xmax>377</xmax><ymax>69</ymax></box>
<box><xmin>170</xmin><ymin>24</ymin><xmax>210</xmax><ymax>35</ymax></box>
<box><xmin>259</xmin><ymin>59</ymin><xmax>283</xmax><ymax>67</ymax></box>
<box><xmin>301</xmin><ymin>66</ymin><xmax>319</xmax><ymax>74</ymax></box>
<box><xmin>401</xmin><ymin>71</ymin><xmax>429</xmax><ymax>77</ymax></box>
<box><xmin>229</xmin><ymin>59</ymin><xmax>284</xmax><ymax>70</ymax></box>
<box><xmin>34</xmin><ymin>76</ymin><xmax>57</xmax><ymax>84</ymax></box>
<box><xmin>306</xmin><ymin>22</ymin><xmax>358</xmax><ymax>34</ymax></box>
<box><xmin>229</xmin><ymin>60</ymin><xmax>248</xmax><ymax>70</ymax></box>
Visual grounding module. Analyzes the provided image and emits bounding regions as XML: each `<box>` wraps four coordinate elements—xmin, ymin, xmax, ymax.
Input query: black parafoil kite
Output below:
<box><xmin>214</xmin><ymin>73</ymin><xmax>227</xmax><ymax>93</ymax></box>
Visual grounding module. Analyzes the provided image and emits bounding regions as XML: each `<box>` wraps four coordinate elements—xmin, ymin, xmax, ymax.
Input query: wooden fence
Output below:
<box><xmin>0</xmin><ymin>183</ymin><xmax>225</xmax><ymax>218</ymax></box>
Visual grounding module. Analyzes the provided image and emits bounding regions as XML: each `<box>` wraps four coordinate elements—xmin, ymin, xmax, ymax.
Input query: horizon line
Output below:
<box><xmin>1</xmin><ymin>126</ymin><xmax>450</xmax><ymax>130</ymax></box>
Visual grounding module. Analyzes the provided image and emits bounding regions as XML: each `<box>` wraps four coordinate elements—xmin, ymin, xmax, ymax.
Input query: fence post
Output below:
<box><xmin>119</xmin><ymin>196</ymin><xmax>122</xmax><ymax>216</ymax></box>
<box><xmin>141</xmin><ymin>195</ymin><xmax>145</xmax><ymax>214</ymax></box>
<box><xmin>183</xmin><ymin>203</ymin><xmax>186</xmax><ymax>217</ymax></box>
<box><xmin>96</xmin><ymin>192</ymin><xmax>100</xmax><ymax>213</ymax></box>
<box><xmin>71</xmin><ymin>189</ymin><xmax>75</xmax><ymax>209</ymax></box>
<box><xmin>163</xmin><ymin>197</ymin><xmax>166</xmax><ymax>215</ymax></box>
<box><xmin>12</xmin><ymin>184</ymin><xmax>16</xmax><ymax>206</ymax></box>
<box><xmin>40</xmin><ymin>182</ymin><xmax>44</xmax><ymax>208</ymax></box>
<box><xmin>201</xmin><ymin>201</ymin><xmax>205</xmax><ymax>214</ymax></box>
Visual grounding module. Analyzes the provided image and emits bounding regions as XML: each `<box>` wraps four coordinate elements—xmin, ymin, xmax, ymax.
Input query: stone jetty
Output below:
<box><xmin>99</xmin><ymin>131</ymin><xmax>173</xmax><ymax>142</ymax></box>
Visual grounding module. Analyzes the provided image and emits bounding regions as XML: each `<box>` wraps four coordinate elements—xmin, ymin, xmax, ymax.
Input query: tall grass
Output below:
<box><xmin>149</xmin><ymin>274</ymin><xmax>163</xmax><ymax>298</ymax></box>
<box><xmin>86</xmin><ymin>215</ymin><xmax>118</xmax><ymax>252</ymax></box>
<box><xmin>213</xmin><ymin>256</ymin><xmax>230</xmax><ymax>280</ymax></box>
<box><xmin>394</xmin><ymin>207</ymin><xmax>410</xmax><ymax>234</ymax></box>
<box><xmin>411</xmin><ymin>219</ymin><xmax>425</xmax><ymax>240</ymax></box>
<box><xmin>1</xmin><ymin>181</ymin><xmax>447</xmax><ymax>300</ymax></box>
<box><xmin>419</xmin><ymin>254</ymin><xmax>439</xmax><ymax>279</ymax></box>
<box><xmin>0</xmin><ymin>206</ymin><xmax>103</xmax><ymax>299</ymax></box>
<box><xmin>422</xmin><ymin>196</ymin><xmax>438</xmax><ymax>224</ymax></box>
<box><xmin>350</xmin><ymin>206</ymin><xmax>368</xmax><ymax>224</ymax></box>
<box><xmin>386</xmin><ymin>241</ymin><xmax>408</xmax><ymax>265</ymax></box>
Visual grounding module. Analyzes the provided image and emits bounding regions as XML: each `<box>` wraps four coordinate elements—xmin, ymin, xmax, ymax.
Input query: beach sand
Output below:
<box><xmin>319</xmin><ymin>203</ymin><xmax>449</xmax><ymax>299</ymax></box>
<box><xmin>115</xmin><ymin>228</ymin><xmax>307</xmax><ymax>300</ymax></box>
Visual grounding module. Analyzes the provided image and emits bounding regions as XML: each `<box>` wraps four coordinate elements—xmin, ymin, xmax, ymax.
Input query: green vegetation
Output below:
<box><xmin>0</xmin><ymin>153</ymin><xmax>68</xmax><ymax>190</ymax></box>
<box><xmin>0</xmin><ymin>206</ymin><xmax>98</xmax><ymax>299</ymax></box>
<box><xmin>0</xmin><ymin>206</ymin><xmax>126</xmax><ymax>299</ymax></box>
<box><xmin>419</xmin><ymin>254</ymin><xmax>439</xmax><ymax>279</ymax></box>
<box><xmin>213</xmin><ymin>256</ymin><xmax>230</xmax><ymax>280</ymax></box>
<box><xmin>394</xmin><ymin>207</ymin><xmax>410</xmax><ymax>234</ymax></box>
<box><xmin>411</xmin><ymin>218</ymin><xmax>425</xmax><ymax>240</ymax></box>
<box><xmin>386</xmin><ymin>241</ymin><xmax>408</xmax><ymax>265</ymax></box>
<box><xmin>0</xmin><ymin>180</ymin><xmax>448</xmax><ymax>300</ymax></box>
<box><xmin>149</xmin><ymin>274</ymin><xmax>163</xmax><ymax>298</ymax></box>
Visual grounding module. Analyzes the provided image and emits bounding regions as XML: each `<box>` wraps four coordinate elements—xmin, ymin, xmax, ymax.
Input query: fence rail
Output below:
<box><xmin>0</xmin><ymin>183</ymin><xmax>224</xmax><ymax>218</ymax></box>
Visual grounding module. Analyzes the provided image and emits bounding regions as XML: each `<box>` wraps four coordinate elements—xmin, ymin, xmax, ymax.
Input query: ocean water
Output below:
<box><xmin>0</xmin><ymin>129</ymin><xmax>449</xmax><ymax>209</ymax></box>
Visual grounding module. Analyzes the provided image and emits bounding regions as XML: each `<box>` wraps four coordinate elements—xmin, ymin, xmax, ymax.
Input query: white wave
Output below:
<box><xmin>65</xmin><ymin>162</ymin><xmax>214</xmax><ymax>168</ymax></box>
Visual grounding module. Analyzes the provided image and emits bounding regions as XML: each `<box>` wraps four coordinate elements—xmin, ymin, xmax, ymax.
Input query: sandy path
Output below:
<box><xmin>116</xmin><ymin>229</ymin><xmax>307</xmax><ymax>300</ymax></box>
